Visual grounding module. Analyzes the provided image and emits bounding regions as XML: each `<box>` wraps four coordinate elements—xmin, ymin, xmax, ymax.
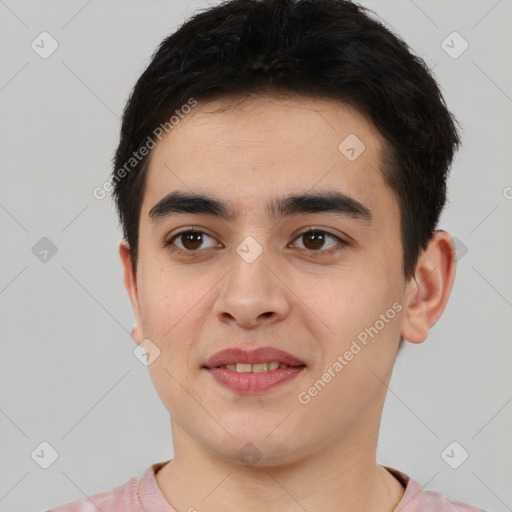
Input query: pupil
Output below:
<box><xmin>305</xmin><ymin>232</ymin><xmax>324</xmax><ymax>250</ymax></box>
<box><xmin>183</xmin><ymin>232</ymin><xmax>203</xmax><ymax>250</ymax></box>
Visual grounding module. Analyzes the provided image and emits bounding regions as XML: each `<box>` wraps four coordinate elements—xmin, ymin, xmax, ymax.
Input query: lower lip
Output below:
<box><xmin>205</xmin><ymin>366</ymin><xmax>306</xmax><ymax>394</ymax></box>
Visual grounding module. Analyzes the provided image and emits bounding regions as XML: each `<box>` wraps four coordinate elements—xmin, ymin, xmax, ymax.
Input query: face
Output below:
<box><xmin>121</xmin><ymin>94</ymin><xmax>422</xmax><ymax>466</ymax></box>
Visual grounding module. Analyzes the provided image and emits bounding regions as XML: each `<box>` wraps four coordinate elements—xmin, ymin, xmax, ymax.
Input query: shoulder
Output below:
<box><xmin>384</xmin><ymin>466</ymin><xmax>486</xmax><ymax>512</ymax></box>
<box><xmin>419</xmin><ymin>489</ymin><xmax>487</xmax><ymax>512</ymax></box>
<box><xmin>47</xmin><ymin>474</ymin><xmax>141</xmax><ymax>512</ymax></box>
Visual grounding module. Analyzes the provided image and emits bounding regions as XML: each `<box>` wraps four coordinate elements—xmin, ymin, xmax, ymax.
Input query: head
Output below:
<box><xmin>115</xmin><ymin>0</ymin><xmax>460</xmax><ymax>466</ymax></box>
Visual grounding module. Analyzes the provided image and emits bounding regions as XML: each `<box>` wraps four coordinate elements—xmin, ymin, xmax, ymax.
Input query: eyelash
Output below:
<box><xmin>164</xmin><ymin>228</ymin><xmax>348</xmax><ymax>257</ymax></box>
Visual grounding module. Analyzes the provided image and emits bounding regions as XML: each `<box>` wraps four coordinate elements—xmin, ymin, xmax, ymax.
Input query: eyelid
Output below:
<box><xmin>164</xmin><ymin>227</ymin><xmax>219</xmax><ymax>248</ymax></box>
<box><xmin>292</xmin><ymin>226</ymin><xmax>349</xmax><ymax>245</ymax></box>
<box><xmin>290</xmin><ymin>227</ymin><xmax>349</xmax><ymax>254</ymax></box>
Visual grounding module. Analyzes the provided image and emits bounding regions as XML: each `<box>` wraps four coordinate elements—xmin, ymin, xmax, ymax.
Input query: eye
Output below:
<box><xmin>290</xmin><ymin>229</ymin><xmax>347</xmax><ymax>254</ymax></box>
<box><xmin>165</xmin><ymin>230</ymin><xmax>219</xmax><ymax>255</ymax></box>
<box><xmin>164</xmin><ymin>228</ymin><xmax>347</xmax><ymax>256</ymax></box>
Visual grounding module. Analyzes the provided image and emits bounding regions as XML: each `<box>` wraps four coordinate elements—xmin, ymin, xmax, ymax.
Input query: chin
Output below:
<box><xmin>206</xmin><ymin>429</ymin><xmax>303</xmax><ymax>467</ymax></box>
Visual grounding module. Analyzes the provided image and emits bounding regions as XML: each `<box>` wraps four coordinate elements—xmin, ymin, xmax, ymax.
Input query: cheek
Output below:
<box><xmin>137</xmin><ymin>262</ymin><xmax>217</xmax><ymax>372</ymax></box>
<box><xmin>298</xmin><ymin>289</ymin><xmax>401</xmax><ymax>433</ymax></box>
<box><xmin>138</xmin><ymin>263</ymin><xmax>202</xmax><ymax>333</ymax></box>
<box><xmin>317</xmin><ymin>267</ymin><xmax>403</xmax><ymax>368</ymax></box>
<box><xmin>316</xmin><ymin>274</ymin><xmax>382</xmax><ymax>338</ymax></box>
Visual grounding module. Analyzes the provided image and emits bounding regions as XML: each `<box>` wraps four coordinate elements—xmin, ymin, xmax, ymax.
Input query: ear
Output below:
<box><xmin>401</xmin><ymin>230</ymin><xmax>457</xmax><ymax>344</ymax></box>
<box><xmin>119</xmin><ymin>240</ymin><xmax>144</xmax><ymax>345</ymax></box>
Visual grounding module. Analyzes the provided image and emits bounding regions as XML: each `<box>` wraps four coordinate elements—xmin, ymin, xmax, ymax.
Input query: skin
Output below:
<box><xmin>120</xmin><ymin>94</ymin><xmax>456</xmax><ymax>512</ymax></box>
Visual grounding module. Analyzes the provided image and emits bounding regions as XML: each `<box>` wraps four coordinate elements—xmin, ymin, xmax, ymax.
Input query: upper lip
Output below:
<box><xmin>203</xmin><ymin>347</ymin><xmax>306</xmax><ymax>368</ymax></box>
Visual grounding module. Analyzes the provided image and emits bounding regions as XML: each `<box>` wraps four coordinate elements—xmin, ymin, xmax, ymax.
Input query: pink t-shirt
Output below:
<box><xmin>48</xmin><ymin>460</ymin><xmax>485</xmax><ymax>512</ymax></box>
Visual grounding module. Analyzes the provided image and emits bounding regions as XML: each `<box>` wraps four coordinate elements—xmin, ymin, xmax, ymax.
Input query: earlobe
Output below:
<box><xmin>401</xmin><ymin>230</ymin><xmax>457</xmax><ymax>344</ymax></box>
<box><xmin>119</xmin><ymin>240</ymin><xmax>145</xmax><ymax>345</ymax></box>
<box><xmin>131</xmin><ymin>324</ymin><xmax>144</xmax><ymax>345</ymax></box>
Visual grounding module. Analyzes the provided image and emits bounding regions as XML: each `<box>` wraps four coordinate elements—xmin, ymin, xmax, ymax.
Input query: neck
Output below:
<box><xmin>156</xmin><ymin>415</ymin><xmax>404</xmax><ymax>512</ymax></box>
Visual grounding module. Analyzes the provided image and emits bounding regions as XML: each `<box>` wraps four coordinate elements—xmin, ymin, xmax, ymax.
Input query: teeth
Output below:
<box><xmin>222</xmin><ymin>362</ymin><xmax>287</xmax><ymax>373</ymax></box>
<box><xmin>252</xmin><ymin>363</ymin><xmax>268</xmax><ymax>373</ymax></box>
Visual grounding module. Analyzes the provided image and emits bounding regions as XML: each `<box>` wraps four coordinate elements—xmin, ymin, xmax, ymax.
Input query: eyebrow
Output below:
<box><xmin>148</xmin><ymin>190</ymin><xmax>372</xmax><ymax>224</ymax></box>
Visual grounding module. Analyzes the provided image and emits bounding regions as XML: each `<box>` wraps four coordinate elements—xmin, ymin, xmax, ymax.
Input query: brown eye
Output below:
<box><xmin>166</xmin><ymin>230</ymin><xmax>218</xmax><ymax>253</ymax></box>
<box><xmin>292</xmin><ymin>230</ymin><xmax>345</xmax><ymax>253</ymax></box>
<box><xmin>179</xmin><ymin>231</ymin><xmax>204</xmax><ymax>250</ymax></box>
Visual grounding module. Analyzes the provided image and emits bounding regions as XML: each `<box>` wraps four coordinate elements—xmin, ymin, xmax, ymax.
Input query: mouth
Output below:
<box><xmin>202</xmin><ymin>346</ymin><xmax>306</xmax><ymax>370</ymax></box>
<box><xmin>210</xmin><ymin>361</ymin><xmax>301</xmax><ymax>372</ymax></box>
<box><xmin>202</xmin><ymin>347</ymin><xmax>307</xmax><ymax>393</ymax></box>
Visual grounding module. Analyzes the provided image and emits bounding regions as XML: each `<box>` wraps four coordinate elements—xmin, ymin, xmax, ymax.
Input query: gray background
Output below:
<box><xmin>0</xmin><ymin>1</ymin><xmax>511</xmax><ymax>510</ymax></box>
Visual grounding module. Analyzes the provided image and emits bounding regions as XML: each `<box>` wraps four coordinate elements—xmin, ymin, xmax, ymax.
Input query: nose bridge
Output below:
<box><xmin>232</xmin><ymin>238</ymin><xmax>272</xmax><ymax>293</ymax></box>
<box><xmin>213</xmin><ymin>234</ymin><xmax>289</xmax><ymax>327</ymax></box>
<box><xmin>227</xmin><ymin>234</ymin><xmax>276</xmax><ymax>301</ymax></box>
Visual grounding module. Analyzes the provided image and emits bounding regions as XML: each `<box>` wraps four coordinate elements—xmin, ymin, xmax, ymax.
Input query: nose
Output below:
<box><xmin>213</xmin><ymin>250</ymin><xmax>291</xmax><ymax>330</ymax></box>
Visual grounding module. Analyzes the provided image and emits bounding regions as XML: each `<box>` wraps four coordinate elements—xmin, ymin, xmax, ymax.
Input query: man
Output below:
<box><xmin>50</xmin><ymin>0</ymin><xmax>485</xmax><ymax>510</ymax></box>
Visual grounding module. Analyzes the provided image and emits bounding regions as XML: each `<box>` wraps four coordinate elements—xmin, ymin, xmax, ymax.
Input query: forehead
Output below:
<box><xmin>140</xmin><ymin>94</ymin><xmax>396</xmax><ymax>224</ymax></box>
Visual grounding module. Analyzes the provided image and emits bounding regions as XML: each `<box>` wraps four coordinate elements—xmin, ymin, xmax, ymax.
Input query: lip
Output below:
<box><xmin>202</xmin><ymin>347</ymin><xmax>306</xmax><ymax>368</ymax></box>
<box><xmin>206</xmin><ymin>366</ymin><xmax>305</xmax><ymax>394</ymax></box>
<box><xmin>202</xmin><ymin>347</ymin><xmax>307</xmax><ymax>394</ymax></box>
